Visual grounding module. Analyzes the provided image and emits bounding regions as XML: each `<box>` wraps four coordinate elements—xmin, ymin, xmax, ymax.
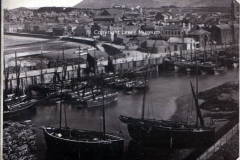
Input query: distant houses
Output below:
<box><xmin>3</xmin><ymin>3</ymin><xmax>239</xmax><ymax>51</ymax></box>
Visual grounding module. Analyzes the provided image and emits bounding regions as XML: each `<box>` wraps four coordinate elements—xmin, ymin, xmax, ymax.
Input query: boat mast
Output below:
<box><xmin>15</xmin><ymin>60</ymin><xmax>21</xmax><ymax>97</ymax></box>
<box><xmin>190</xmin><ymin>39</ymin><xmax>193</xmax><ymax>63</ymax></box>
<box><xmin>78</xmin><ymin>46</ymin><xmax>81</xmax><ymax>79</ymax></box>
<box><xmin>94</xmin><ymin>48</ymin><xmax>98</xmax><ymax>75</ymax></box>
<box><xmin>204</xmin><ymin>34</ymin><xmax>207</xmax><ymax>65</ymax></box>
<box><xmin>181</xmin><ymin>27</ymin><xmax>184</xmax><ymax>63</ymax></box>
<box><xmin>59</xmin><ymin>79</ymin><xmax>63</xmax><ymax>129</ymax></box>
<box><xmin>62</xmin><ymin>46</ymin><xmax>65</xmax><ymax>62</ymax></box>
<box><xmin>15</xmin><ymin>50</ymin><xmax>17</xmax><ymax>78</ymax></box>
<box><xmin>102</xmin><ymin>71</ymin><xmax>106</xmax><ymax>140</ymax></box>
<box><xmin>141</xmin><ymin>40</ymin><xmax>156</xmax><ymax>119</ymax></box>
<box><xmin>4</xmin><ymin>60</ymin><xmax>9</xmax><ymax>98</ymax></box>
<box><xmin>190</xmin><ymin>69</ymin><xmax>205</xmax><ymax>127</ymax></box>
<box><xmin>77</xmin><ymin>46</ymin><xmax>81</xmax><ymax>96</ymax></box>
<box><xmin>40</xmin><ymin>45</ymin><xmax>43</xmax><ymax>84</ymax></box>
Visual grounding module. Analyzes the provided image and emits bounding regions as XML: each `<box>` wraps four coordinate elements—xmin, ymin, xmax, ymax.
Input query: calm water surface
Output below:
<box><xmin>9</xmin><ymin>69</ymin><xmax>239</xmax><ymax>160</ymax></box>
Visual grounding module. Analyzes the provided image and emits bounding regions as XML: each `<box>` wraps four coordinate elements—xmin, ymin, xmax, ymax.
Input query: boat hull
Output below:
<box><xmin>87</xmin><ymin>95</ymin><xmax>118</xmax><ymax>108</ymax></box>
<box><xmin>199</xmin><ymin>65</ymin><xmax>216</xmax><ymax>75</ymax></box>
<box><xmin>174</xmin><ymin>64</ymin><xmax>187</xmax><ymax>73</ymax></box>
<box><xmin>3</xmin><ymin>99</ymin><xmax>37</xmax><ymax>119</ymax></box>
<box><xmin>120</xmin><ymin>116</ymin><xmax>215</xmax><ymax>148</ymax></box>
<box><xmin>233</xmin><ymin>63</ymin><xmax>239</xmax><ymax>68</ymax></box>
<box><xmin>42</xmin><ymin>127</ymin><xmax>124</xmax><ymax>160</ymax></box>
<box><xmin>75</xmin><ymin>93</ymin><xmax>118</xmax><ymax>108</ymax></box>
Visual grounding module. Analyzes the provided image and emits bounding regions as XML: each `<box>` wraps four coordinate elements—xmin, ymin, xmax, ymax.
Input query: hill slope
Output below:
<box><xmin>74</xmin><ymin>0</ymin><xmax>231</xmax><ymax>8</ymax></box>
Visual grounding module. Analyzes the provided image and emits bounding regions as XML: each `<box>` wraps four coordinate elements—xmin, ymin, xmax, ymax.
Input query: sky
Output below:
<box><xmin>3</xmin><ymin>0</ymin><xmax>240</xmax><ymax>9</ymax></box>
<box><xmin>3</xmin><ymin>0</ymin><xmax>83</xmax><ymax>9</ymax></box>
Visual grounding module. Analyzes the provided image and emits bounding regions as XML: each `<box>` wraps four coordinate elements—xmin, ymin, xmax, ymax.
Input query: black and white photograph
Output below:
<box><xmin>1</xmin><ymin>0</ymin><xmax>240</xmax><ymax>159</ymax></box>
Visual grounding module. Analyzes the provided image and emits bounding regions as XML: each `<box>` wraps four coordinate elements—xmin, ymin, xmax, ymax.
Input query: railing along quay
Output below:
<box><xmin>196</xmin><ymin>123</ymin><xmax>239</xmax><ymax>160</ymax></box>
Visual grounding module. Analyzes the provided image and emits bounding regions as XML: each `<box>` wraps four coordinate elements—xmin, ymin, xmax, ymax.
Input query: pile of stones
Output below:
<box><xmin>3</xmin><ymin>120</ymin><xmax>37</xmax><ymax>160</ymax></box>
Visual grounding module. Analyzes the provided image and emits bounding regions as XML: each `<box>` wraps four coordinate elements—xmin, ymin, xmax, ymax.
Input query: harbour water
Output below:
<box><xmin>8</xmin><ymin>69</ymin><xmax>239</xmax><ymax>160</ymax></box>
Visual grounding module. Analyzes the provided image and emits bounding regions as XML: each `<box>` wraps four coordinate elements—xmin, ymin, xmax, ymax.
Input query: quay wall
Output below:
<box><xmin>4</xmin><ymin>57</ymin><xmax>165</xmax><ymax>91</ymax></box>
<box><xmin>4</xmin><ymin>32</ymin><xmax>59</xmax><ymax>39</ymax></box>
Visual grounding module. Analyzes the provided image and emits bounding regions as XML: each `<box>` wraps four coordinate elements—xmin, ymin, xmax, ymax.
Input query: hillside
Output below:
<box><xmin>74</xmin><ymin>0</ymin><xmax>231</xmax><ymax>8</ymax></box>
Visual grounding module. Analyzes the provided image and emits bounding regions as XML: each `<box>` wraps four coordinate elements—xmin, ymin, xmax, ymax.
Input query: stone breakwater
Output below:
<box><xmin>198</xmin><ymin>81</ymin><xmax>239</xmax><ymax>119</ymax></box>
<box><xmin>3</xmin><ymin>120</ymin><xmax>37</xmax><ymax>160</ymax></box>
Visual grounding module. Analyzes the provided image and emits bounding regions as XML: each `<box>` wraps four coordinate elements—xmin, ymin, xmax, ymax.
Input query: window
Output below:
<box><xmin>174</xmin><ymin>45</ymin><xmax>177</xmax><ymax>51</ymax></box>
<box><xmin>183</xmin><ymin>44</ymin><xmax>187</xmax><ymax>50</ymax></box>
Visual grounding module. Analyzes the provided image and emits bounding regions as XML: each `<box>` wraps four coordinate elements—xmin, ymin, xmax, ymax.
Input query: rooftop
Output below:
<box><xmin>188</xmin><ymin>29</ymin><xmax>211</xmax><ymax>35</ymax></box>
<box><xmin>215</xmin><ymin>24</ymin><xmax>231</xmax><ymax>30</ymax></box>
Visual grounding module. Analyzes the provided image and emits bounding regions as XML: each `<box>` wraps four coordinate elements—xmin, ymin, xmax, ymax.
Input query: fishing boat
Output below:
<box><xmin>199</xmin><ymin>62</ymin><xmax>216</xmax><ymax>75</ymax></box>
<box><xmin>119</xmin><ymin>41</ymin><xmax>215</xmax><ymax>148</ymax></box>
<box><xmin>133</xmin><ymin>79</ymin><xmax>148</xmax><ymax>89</ymax></box>
<box><xmin>73</xmin><ymin>90</ymin><xmax>118</xmax><ymax>108</ymax></box>
<box><xmin>4</xmin><ymin>99</ymin><xmax>37</xmax><ymax>119</ymax></box>
<box><xmin>232</xmin><ymin>57</ymin><xmax>239</xmax><ymax>68</ymax></box>
<box><xmin>42</xmin><ymin>77</ymin><xmax>124</xmax><ymax>159</ymax></box>
<box><xmin>3</xmin><ymin>51</ymin><xmax>35</xmax><ymax>119</ymax></box>
<box><xmin>42</xmin><ymin>127</ymin><xmax>124</xmax><ymax>159</ymax></box>
<box><xmin>4</xmin><ymin>94</ymin><xmax>29</xmax><ymax>106</ymax></box>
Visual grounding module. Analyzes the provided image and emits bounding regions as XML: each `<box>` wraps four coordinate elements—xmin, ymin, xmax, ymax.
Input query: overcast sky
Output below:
<box><xmin>3</xmin><ymin>0</ymin><xmax>83</xmax><ymax>9</ymax></box>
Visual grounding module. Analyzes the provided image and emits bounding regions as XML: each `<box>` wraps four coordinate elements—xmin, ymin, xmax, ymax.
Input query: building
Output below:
<box><xmin>168</xmin><ymin>37</ymin><xmax>196</xmax><ymax>52</ymax></box>
<box><xmin>87</xmin><ymin>50</ymin><xmax>109</xmax><ymax>61</ymax></box>
<box><xmin>100</xmin><ymin>9</ymin><xmax>120</xmax><ymax>16</ymax></box>
<box><xmin>74</xmin><ymin>25</ymin><xmax>87</xmax><ymax>36</ymax></box>
<box><xmin>140</xmin><ymin>23</ymin><xmax>156</xmax><ymax>32</ymax></box>
<box><xmin>188</xmin><ymin>29</ymin><xmax>211</xmax><ymax>49</ymax></box>
<box><xmin>140</xmin><ymin>40</ymin><xmax>169</xmax><ymax>53</ymax></box>
<box><xmin>93</xmin><ymin>16</ymin><xmax>118</xmax><ymax>23</ymax></box>
<box><xmin>162</xmin><ymin>24</ymin><xmax>183</xmax><ymax>39</ymax></box>
<box><xmin>155</xmin><ymin>12</ymin><xmax>165</xmax><ymax>21</ymax></box>
<box><xmin>155</xmin><ymin>12</ymin><xmax>172</xmax><ymax>21</ymax></box>
<box><xmin>212</xmin><ymin>24</ymin><xmax>233</xmax><ymax>45</ymax></box>
<box><xmin>52</xmin><ymin>27</ymin><xmax>67</xmax><ymax>36</ymax></box>
<box><xmin>91</xmin><ymin>23</ymin><xmax>101</xmax><ymax>37</ymax></box>
<box><xmin>232</xmin><ymin>23</ymin><xmax>239</xmax><ymax>44</ymax></box>
<box><xmin>23</xmin><ymin>21</ymin><xmax>31</xmax><ymax>32</ymax></box>
<box><xmin>231</xmin><ymin>0</ymin><xmax>240</xmax><ymax>21</ymax></box>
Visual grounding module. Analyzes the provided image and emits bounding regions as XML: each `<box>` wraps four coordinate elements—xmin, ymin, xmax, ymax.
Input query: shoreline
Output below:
<box><xmin>171</xmin><ymin>81</ymin><xmax>239</xmax><ymax>159</ymax></box>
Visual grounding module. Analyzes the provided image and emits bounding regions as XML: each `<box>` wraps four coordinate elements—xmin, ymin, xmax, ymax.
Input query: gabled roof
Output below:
<box><xmin>94</xmin><ymin>16</ymin><xmax>116</xmax><ymax>19</ymax></box>
<box><xmin>102</xmin><ymin>9</ymin><xmax>120</xmax><ymax>15</ymax></box>
<box><xmin>188</xmin><ymin>29</ymin><xmax>210</xmax><ymax>35</ymax></box>
<box><xmin>168</xmin><ymin>37</ymin><xmax>195</xmax><ymax>43</ymax></box>
<box><xmin>164</xmin><ymin>24</ymin><xmax>181</xmax><ymax>30</ymax></box>
<box><xmin>215</xmin><ymin>24</ymin><xmax>231</xmax><ymax>30</ymax></box>
<box><xmin>145</xmin><ymin>40</ymin><xmax>169</xmax><ymax>47</ymax></box>
<box><xmin>103</xmin><ymin>43</ymin><xmax>125</xmax><ymax>50</ymax></box>
<box><xmin>232</xmin><ymin>23</ymin><xmax>239</xmax><ymax>29</ymax></box>
<box><xmin>188</xmin><ymin>16</ymin><xmax>197</xmax><ymax>23</ymax></box>
<box><xmin>88</xmin><ymin>50</ymin><xmax>108</xmax><ymax>58</ymax></box>
<box><xmin>124</xmin><ymin>25</ymin><xmax>139</xmax><ymax>31</ymax></box>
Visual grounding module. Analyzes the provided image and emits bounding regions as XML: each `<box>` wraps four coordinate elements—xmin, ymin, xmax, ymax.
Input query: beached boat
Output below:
<box><xmin>119</xmin><ymin>41</ymin><xmax>215</xmax><ymax>148</ymax></box>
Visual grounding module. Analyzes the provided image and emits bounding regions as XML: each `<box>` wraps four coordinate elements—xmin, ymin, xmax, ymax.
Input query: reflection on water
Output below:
<box><xmin>6</xmin><ymin>69</ymin><xmax>239</xmax><ymax>160</ymax></box>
